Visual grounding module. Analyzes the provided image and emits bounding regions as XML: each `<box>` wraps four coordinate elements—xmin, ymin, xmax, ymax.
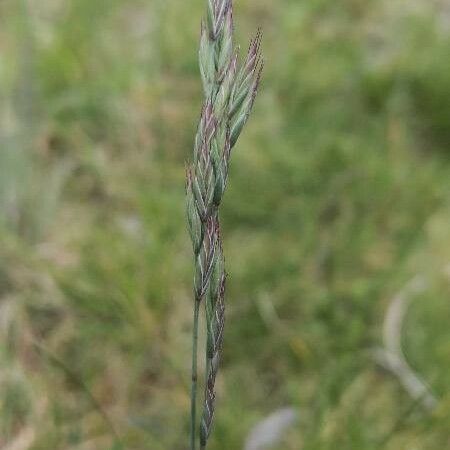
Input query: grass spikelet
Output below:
<box><xmin>185</xmin><ymin>1</ymin><xmax>263</xmax><ymax>449</ymax></box>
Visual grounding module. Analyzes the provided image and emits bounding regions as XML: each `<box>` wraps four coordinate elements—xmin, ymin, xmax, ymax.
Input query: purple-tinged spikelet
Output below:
<box><xmin>187</xmin><ymin>1</ymin><xmax>262</xmax><ymax>448</ymax></box>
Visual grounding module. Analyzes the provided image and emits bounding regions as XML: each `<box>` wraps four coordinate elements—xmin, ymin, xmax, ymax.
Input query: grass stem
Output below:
<box><xmin>190</xmin><ymin>299</ymin><xmax>201</xmax><ymax>450</ymax></box>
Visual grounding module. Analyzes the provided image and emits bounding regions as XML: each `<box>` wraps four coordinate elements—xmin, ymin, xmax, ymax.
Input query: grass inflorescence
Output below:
<box><xmin>185</xmin><ymin>1</ymin><xmax>263</xmax><ymax>448</ymax></box>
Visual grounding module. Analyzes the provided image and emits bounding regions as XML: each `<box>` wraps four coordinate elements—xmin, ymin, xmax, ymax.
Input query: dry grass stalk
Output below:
<box><xmin>244</xmin><ymin>408</ymin><xmax>298</xmax><ymax>450</ymax></box>
<box><xmin>373</xmin><ymin>275</ymin><xmax>438</xmax><ymax>412</ymax></box>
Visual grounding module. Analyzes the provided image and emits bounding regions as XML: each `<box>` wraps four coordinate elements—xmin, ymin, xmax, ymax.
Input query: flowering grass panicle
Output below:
<box><xmin>185</xmin><ymin>1</ymin><xmax>263</xmax><ymax>449</ymax></box>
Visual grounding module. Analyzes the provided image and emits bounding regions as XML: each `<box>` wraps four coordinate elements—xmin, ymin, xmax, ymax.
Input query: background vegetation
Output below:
<box><xmin>0</xmin><ymin>0</ymin><xmax>449</xmax><ymax>449</ymax></box>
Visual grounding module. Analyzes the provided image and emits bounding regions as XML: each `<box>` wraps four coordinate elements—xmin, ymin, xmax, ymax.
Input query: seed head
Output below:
<box><xmin>188</xmin><ymin>1</ymin><xmax>262</xmax><ymax>447</ymax></box>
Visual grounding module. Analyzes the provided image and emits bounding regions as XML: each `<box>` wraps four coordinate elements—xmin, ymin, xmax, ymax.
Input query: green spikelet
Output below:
<box><xmin>186</xmin><ymin>1</ymin><xmax>263</xmax><ymax>448</ymax></box>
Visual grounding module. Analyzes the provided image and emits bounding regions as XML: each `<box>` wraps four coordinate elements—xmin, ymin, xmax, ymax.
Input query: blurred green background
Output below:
<box><xmin>1</xmin><ymin>0</ymin><xmax>449</xmax><ymax>449</ymax></box>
